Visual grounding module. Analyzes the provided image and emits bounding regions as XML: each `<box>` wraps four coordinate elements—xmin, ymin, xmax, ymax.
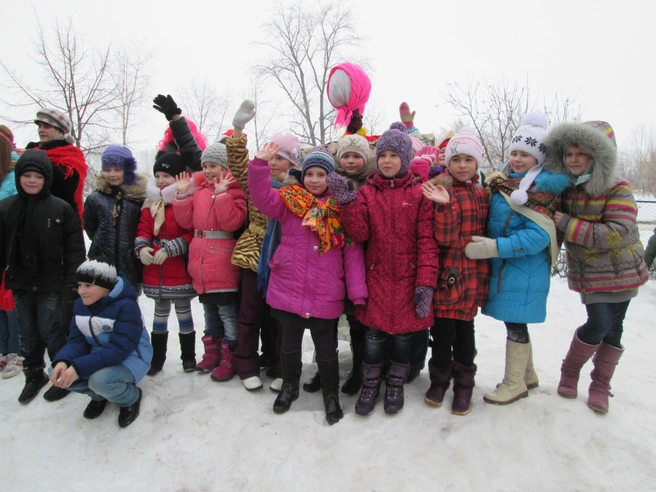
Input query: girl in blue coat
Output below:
<box><xmin>465</xmin><ymin>114</ymin><xmax>570</xmax><ymax>405</ymax></box>
<box><xmin>50</xmin><ymin>258</ymin><xmax>153</xmax><ymax>428</ymax></box>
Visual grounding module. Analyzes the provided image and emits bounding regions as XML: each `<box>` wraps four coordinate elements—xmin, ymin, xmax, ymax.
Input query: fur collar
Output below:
<box><xmin>94</xmin><ymin>172</ymin><xmax>148</xmax><ymax>199</ymax></box>
<box><xmin>543</xmin><ymin>122</ymin><xmax>617</xmax><ymax>197</ymax></box>
<box><xmin>145</xmin><ymin>178</ymin><xmax>177</xmax><ymax>205</ymax></box>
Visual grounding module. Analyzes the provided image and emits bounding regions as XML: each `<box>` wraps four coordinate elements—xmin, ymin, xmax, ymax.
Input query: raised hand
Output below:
<box><xmin>255</xmin><ymin>142</ymin><xmax>282</xmax><ymax>162</ymax></box>
<box><xmin>216</xmin><ymin>174</ymin><xmax>236</xmax><ymax>191</ymax></box>
<box><xmin>176</xmin><ymin>171</ymin><xmax>192</xmax><ymax>194</ymax></box>
<box><xmin>232</xmin><ymin>100</ymin><xmax>256</xmax><ymax>129</ymax></box>
<box><xmin>153</xmin><ymin>94</ymin><xmax>182</xmax><ymax>121</ymax></box>
<box><xmin>326</xmin><ymin>172</ymin><xmax>357</xmax><ymax>205</ymax></box>
<box><xmin>399</xmin><ymin>102</ymin><xmax>416</xmax><ymax>130</ymax></box>
<box><xmin>422</xmin><ymin>181</ymin><xmax>450</xmax><ymax>204</ymax></box>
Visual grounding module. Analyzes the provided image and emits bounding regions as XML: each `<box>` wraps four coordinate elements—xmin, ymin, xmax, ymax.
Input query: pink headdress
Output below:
<box><xmin>157</xmin><ymin>120</ymin><xmax>208</xmax><ymax>153</ymax></box>
<box><xmin>327</xmin><ymin>63</ymin><xmax>372</xmax><ymax>131</ymax></box>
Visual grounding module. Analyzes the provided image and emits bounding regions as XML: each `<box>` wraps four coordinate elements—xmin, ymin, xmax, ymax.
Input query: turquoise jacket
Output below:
<box><xmin>0</xmin><ymin>170</ymin><xmax>16</xmax><ymax>201</ymax></box>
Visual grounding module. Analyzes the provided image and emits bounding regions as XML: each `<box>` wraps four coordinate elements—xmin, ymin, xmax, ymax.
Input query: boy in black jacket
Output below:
<box><xmin>0</xmin><ymin>150</ymin><xmax>86</xmax><ymax>404</ymax></box>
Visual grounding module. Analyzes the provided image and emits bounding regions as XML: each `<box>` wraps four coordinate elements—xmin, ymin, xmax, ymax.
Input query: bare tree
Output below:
<box><xmin>176</xmin><ymin>76</ymin><xmax>232</xmax><ymax>142</ymax></box>
<box><xmin>253</xmin><ymin>0</ymin><xmax>362</xmax><ymax>146</ymax></box>
<box><xmin>244</xmin><ymin>73</ymin><xmax>277</xmax><ymax>152</ymax></box>
<box><xmin>361</xmin><ymin>96</ymin><xmax>386</xmax><ymax>137</ymax></box>
<box><xmin>622</xmin><ymin>124</ymin><xmax>656</xmax><ymax>195</ymax></box>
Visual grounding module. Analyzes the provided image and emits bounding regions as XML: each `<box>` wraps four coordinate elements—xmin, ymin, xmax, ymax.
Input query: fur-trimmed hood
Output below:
<box><xmin>543</xmin><ymin>122</ymin><xmax>617</xmax><ymax>197</ymax></box>
<box><xmin>94</xmin><ymin>172</ymin><xmax>148</xmax><ymax>199</ymax></box>
<box><xmin>144</xmin><ymin>178</ymin><xmax>177</xmax><ymax>205</ymax></box>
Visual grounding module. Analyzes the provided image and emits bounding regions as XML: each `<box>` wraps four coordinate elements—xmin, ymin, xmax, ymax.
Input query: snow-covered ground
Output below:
<box><xmin>2</xmin><ymin>276</ymin><xmax>656</xmax><ymax>491</ymax></box>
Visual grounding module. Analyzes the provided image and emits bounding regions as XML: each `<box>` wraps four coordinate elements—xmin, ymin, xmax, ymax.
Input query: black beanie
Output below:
<box><xmin>153</xmin><ymin>152</ymin><xmax>187</xmax><ymax>178</ymax></box>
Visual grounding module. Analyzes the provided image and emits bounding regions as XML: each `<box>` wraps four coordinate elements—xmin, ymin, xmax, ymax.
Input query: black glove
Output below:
<box><xmin>153</xmin><ymin>94</ymin><xmax>182</xmax><ymax>121</ymax></box>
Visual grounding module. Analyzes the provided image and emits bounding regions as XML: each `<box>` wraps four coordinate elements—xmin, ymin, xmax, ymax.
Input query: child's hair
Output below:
<box><xmin>0</xmin><ymin>125</ymin><xmax>15</xmax><ymax>183</ymax></box>
<box><xmin>76</xmin><ymin>258</ymin><xmax>117</xmax><ymax>290</ymax></box>
<box><xmin>157</xmin><ymin>120</ymin><xmax>207</xmax><ymax>153</ymax></box>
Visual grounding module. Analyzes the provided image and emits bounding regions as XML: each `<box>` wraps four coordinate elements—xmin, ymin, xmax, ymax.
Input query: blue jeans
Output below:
<box><xmin>218</xmin><ymin>304</ymin><xmax>238</xmax><ymax>349</ymax></box>
<box><xmin>577</xmin><ymin>301</ymin><xmax>630</xmax><ymax>348</ymax></box>
<box><xmin>13</xmin><ymin>291</ymin><xmax>66</xmax><ymax>370</ymax></box>
<box><xmin>66</xmin><ymin>364</ymin><xmax>139</xmax><ymax>406</ymax></box>
<box><xmin>202</xmin><ymin>304</ymin><xmax>225</xmax><ymax>340</ymax></box>
<box><xmin>364</xmin><ymin>328</ymin><xmax>412</xmax><ymax>365</ymax></box>
<box><xmin>0</xmin><ymin>309</ymin><xmax>20</xmax><ymax>354</ymax></box>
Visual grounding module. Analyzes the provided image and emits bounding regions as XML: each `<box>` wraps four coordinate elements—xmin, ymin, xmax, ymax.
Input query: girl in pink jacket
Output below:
<box><xmin>173</xmin><ymin>143</ymin><xmax>247</xmax><ymax>382</ymax></box>
<box><xmin>248</xmin><ymin>145</ymin><xmax>367</xmax><ymax>426</ymax></box>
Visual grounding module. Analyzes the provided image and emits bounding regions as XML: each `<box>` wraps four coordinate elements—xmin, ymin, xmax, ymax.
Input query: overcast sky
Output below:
<box><xmin>2</xmin><ymin>0</ymin><xmax>654</xmax><ymax>156</ymax></box>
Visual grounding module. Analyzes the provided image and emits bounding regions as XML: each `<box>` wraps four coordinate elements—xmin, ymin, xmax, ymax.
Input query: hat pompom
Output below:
<box><xmin>389</xmin><ymin>121</ymin><xmax>407</xmax><ymax>133</ymax></box>
<box><xmin>510</xmin><ymin>189</ymin><xmax>529</xmax><ymax>205</ymax></box>
<box><xmin>520</xmin><ymin>112</ymin><xmax>549</xmax><ymax>130</ymax></box>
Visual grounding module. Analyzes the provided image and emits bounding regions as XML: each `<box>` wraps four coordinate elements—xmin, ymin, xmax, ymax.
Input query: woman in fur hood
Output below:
<box><xmin>545</xmin><ymin>121</ymin><xmax>648</xmax><ymax>414</ymax></box>
<box><xmin>84</xmin><ymin>145</ymin><xmax>148</xmax><ymax>294</ymax></box>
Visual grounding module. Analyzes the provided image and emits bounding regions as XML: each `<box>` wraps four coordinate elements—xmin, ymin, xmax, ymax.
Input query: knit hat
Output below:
<box><xmin>409</xmin><ymin>135</ymin><xmax>424</xmax><ymax>155</ymax></box>
<box><xmin>509</xmin><ymin>113</ymin><xmax>549</xmax><ymax>165</ymax></box>
<box><xmin>201</xmin><ymin>142</ymin><xmax>228</xmax><ymax>169</ymax></box>
<box><xmin>301</xmin><ymin>147</ymin><xmax>335</xmax><ymax>182</ymax></box>
<box><xmin>445</xmin><ymin>127</ymin><xmax>484</xmax><ymax>168</ymax></box>
<box><xmin>76</xmin><ymin>258</ymin><xmax>117</xmax><ymax>290</ymax></box>
<box><xmin>101</xmin><ymin>144</ymin><xmax>138</xmax><ymax>185</ymax></box>
<box><xmin>15</xmin><ymin>150</ymin><xmax>54</xmax><ymax>195</ymax></box>
<box><xmin>336</xmin><ymin>134</ymin><xmax>370</xmax><ymax>162</ymax></box>
<box><xmin>376</xmin><ymin>122</ymin><xmax>413</xmax><ymax>177</ymax></box>
<box><xmin>270</xmin><ymin>132</ymin><xmax>301</xmax><ymax>167</ymax></box>
<box><xmin>34</xmin><ymin>108</ymin><xmax>72</xmax><ymax>135</ymax></box>
<box><xmin>153</xmin><ymin>152</ymin><xmax>187</xmax><ymax>177</ymax></box>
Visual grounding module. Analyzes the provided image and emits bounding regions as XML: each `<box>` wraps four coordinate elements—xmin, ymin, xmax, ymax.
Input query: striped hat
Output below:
<box><xmin>301</xmin><ymin>147</ymin><xmax>335</xmax><ymax>182</ymax></box>
<box><xmin>445</xmin><ymin>127</ymin><xmax>484</xmax><ymax>168</ymax></box>
<box><xmin>34</xmin><ymin>108</ymin><xmax>72</xmax><ymax>135</ymax></box>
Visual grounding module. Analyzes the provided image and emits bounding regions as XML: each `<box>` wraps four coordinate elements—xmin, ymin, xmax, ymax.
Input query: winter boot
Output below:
<box><xmin>178</xmin><ymin>332</ymin><xmax>197</xmax><ymax>372</ymax></box>
<box><xmin>355</xmin><ymin>362</ymin><xmax>384</xmax><ymax>416</ymax></box>
<box><xmin>273</xmin><ymin>350</ymin><xmax>302</xmax><ymax>414</ymax></box>
<box><xmin>424</xmin><ymin>360</ymin><xmax>453</xmax><ymax>407</ymax></box>
<box><xmin>341</xmin><ymin>334</ymin><xmax>365</xmax><ymax>396</ymax></box>
<box><xmin>451</xmin><ymin>362</ymin><xmax>477</xmax><ymax>416</ymax></box>
<box><xmin>18</xmin><ymin>369</ymin><xmax>49</xmax><ymax>405</ymax></box>
<box><xmin>196</xmin><ymin>336</ymin><xmax>221</xmax><ymax>373</ymax></box>
<box><xmin>588</xmin><ymin>342</ymin><xmax>624</xmax><ymax>414</ymax></box>
<box><xmin>384</xmin><ymin>361</ymin><xmax>410</xmax><ymax>415</ymax></box>
<box><xmin>211</xmin><ymin>342</ymin><xmax>235</xmax><ymax>382</ymax></box>
<box><xmin>317</xmin><ymin>356</ymin><xmax>344</xmax><ymax>425</ymax></box>
<box><xmin>524</xmin><ymin>339</ymin><xmax>539</xmax><ymax>389</ymax></box>
<box><xmin>118</xmin><ymin>388</ymin><xmax>143</xmax><ymax>428</ymax></box>
<box><xmin>83</xmin><ymin>399</ymin><xmax>108</xmax><ymax>420</ymax></box>
<box><xmin>483</xmin><ymin>339</ymin><xmax>530</xmax><ymax>405</ymax></box>
<box><xmin>43</xmin><ymin>385</ymin><xmax>70</xmax><ymax>402</ymax></box>
<box><xmin>147</xmin><ymin>332</ymin><xmax>168</xmax><ymax>376</ymax></box>
<box><xmin>558</xmin><ymin>332</ymin><xmax>599</xmax><ymax>399</ymax></box>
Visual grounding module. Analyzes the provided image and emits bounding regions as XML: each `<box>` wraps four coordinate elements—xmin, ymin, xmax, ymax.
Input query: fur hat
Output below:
<box><xmin>445</xmin><ymin>127</ymin><xmax>484</xmax><ymax>168</ymax></box>
<box><xmin>509</xmin><ymin>113</ymin><xmax>549</xmax><ymax>165</ymax></box>
<box><xmin>270</xmin><ymin>132</ymin><xmax>301</xmax><ymax>167</ymax></box>
<box><xmin>154</xmin><ymin>152</ymin><xmax>187</xmax><ymax>177</ymax></box>
<box><xmin>15</xmin><ymin>150</ymin><xmax>53</xmax><ymax>195</ymax></box>
<box><xmin>34</xmin><ymin>108</ymin><xmax>72</xmax><ymax>135</ymax></box>
<box><xmin>201</xmin><ymin>142</ymin><xmax>228</xmax><ymax>169</ymax></box>
<box><xmin>376</xmin><ymin>122</ymin><xmax>413</xmax><ymax>177</ymax></box>
<box><xmin>336</xmin><ymin>134</ymin><xmax>370</xmax><ymax>162</ymax></box>
<box><xmin>101</xmin><ymin>145</ymin><xmax>138</xmax><ymax>185</ymax></box>
<box><xmin>301</xmin><ymin>147</ymin><xmax>335</xmax><ymax>182</ymax></box>
<box><xmin>76</xmin><ymin>258</ymin><xmax>117</xmax><ymax>290</ymax></box>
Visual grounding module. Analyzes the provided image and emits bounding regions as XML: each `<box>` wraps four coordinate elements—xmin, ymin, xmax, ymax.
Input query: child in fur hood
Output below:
<box><xmin>84</xmin><ymin>145</ymin><xmax>148</xmax><ymax>294</ymax></box>
<box><xmin>464</xmin><ymin>113</ymin><xmax>570</xmax><ymax>406</ymax></box>
<box><xmin>135</xmin><ymin>152</ymin><xmax>196</xmax><ymax>376</ymax></box>
<box><xmin>545</xmin><ymin>120</ymin><xmax>648</xmax><ymax>414</ymax></box>
<box><xmin>173</xmin><ymin>142</ymin><xmax>247</xmax><ymax>383</ymax></box>
<box><xmin>420</xmin><ymin>127</ymin><xmax>490</xmax><ymax>416</ymax></box>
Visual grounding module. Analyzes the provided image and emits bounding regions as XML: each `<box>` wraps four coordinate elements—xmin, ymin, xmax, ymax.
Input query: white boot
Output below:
<box><xmin>484</xmin><ymin>339</ymin><xmax>530</xmax><ymax>405</ymax></box>
<box><xmin>524</xmin><ymin>339</ymin><xmax>539</xmax><ymax>389</ymax></box>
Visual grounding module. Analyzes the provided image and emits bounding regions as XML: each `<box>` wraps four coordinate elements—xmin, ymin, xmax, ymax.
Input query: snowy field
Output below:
<box><xmin>1</xmin><ymin>276</ymin><xmax>656</xmax><ymax>491</ymax></box>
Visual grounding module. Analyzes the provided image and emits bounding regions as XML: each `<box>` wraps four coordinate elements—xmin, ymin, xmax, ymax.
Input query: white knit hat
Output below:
<box><xmin>445</xmin><ymin>127</ymin><xmax>484</xmax><ymax>168</ymax></box>
<box><xmin>509</xmin><ymin>113</ymin><xmax>549</xmax><ymax>165</ymax></box>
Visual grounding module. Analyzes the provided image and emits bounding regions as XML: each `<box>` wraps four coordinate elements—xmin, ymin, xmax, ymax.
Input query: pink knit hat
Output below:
<box><xmin>270</xmin><ymin>132</ymin><xmax>301</xmax><ymax>167</ymax></box>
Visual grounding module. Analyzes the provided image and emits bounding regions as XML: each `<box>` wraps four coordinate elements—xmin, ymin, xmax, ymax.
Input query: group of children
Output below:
<box><xmin>0</xmin><ymin>96</ymin><xmax>648</xmax><ymax>428</ymax></box>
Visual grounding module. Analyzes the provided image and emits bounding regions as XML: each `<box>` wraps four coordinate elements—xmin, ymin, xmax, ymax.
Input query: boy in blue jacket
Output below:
<box><xmin>50</xmin><ymin>258</ymin><xmax>153</xmax><ymax>428</ymax></box>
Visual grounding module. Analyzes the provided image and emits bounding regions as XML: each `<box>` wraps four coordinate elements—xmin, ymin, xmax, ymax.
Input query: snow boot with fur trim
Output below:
<box><xmin>451</xmin><ymin>362</ymin><xmax>476</xmax><ymax>416</ymax></box>
<box><xmin>558</xmin><ymin>332</ymin><xmax>599</xmax><ymax>399</ymax></box>
<box><xmin>425</xmin><ymin>360</ymin><xmax>452</xmax><ymax>407</ymax></box>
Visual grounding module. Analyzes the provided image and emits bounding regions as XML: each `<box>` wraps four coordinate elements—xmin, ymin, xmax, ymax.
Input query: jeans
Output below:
<box><xmin>363</xmin><ymin>328</ymin><xmax>412</xmax><ymax>365</ymax></box>
<box><xmin>66</xmin><ymin>364</ymin><xmax>139</xmax><ymax>406</ymax></box>
<box><xmin>218</xmin><ymin>304</ymin><xmax>239</xmax><ymax>349</ymax></box>
<box><xmin>0</xmin><ymin>309</ymin><xmax>20</xmax><ymax>354</ymax></box>
<box><xmin>577</xmin><ymin>301</ymin><xmax>630</xmax><ymax>348</ymax></box>
<box><xmin>14</xmin><ymin>291</ymin><xmax>66</xmax><ymax>370</ymax></box>
<box><xmin>202</xmin><ymin>304</ymin><xmax>225</xmax><ymax>340</ymax></box>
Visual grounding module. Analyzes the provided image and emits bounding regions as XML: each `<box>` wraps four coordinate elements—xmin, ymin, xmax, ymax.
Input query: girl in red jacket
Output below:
<box><xmin>135</xmin><ymin>153</ymin><xmax>197</xmax><ymax>375</ymax></box>
<box><xmin>327</xmin><ymin>122</ymin><xmax>439</xmax><ymax>416</ymax></box>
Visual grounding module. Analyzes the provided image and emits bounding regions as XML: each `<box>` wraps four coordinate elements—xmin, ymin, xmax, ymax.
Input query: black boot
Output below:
<box><xmin>179</xmin><ymin>332</ymin><xmax>197</xmax><ymax>372</ymax></box>
<box><xmin>273</xmin><ymin>350</ymin><xmax>302</xmax><ymax>414</ymax></box>
<box><xmin>302</xmin><ymin>370</ymin><xmax>322</xmax><ymax>393</ymax></box>
<box><xmin>341</xmin><ymin>332</ymin><xmax>365</xmax><ymax>396</ymax></box>
<box><xmin>147</xmin><ymin>332</ymin><xmax>168</xmax><ymax>376</ymax></box>
<box><xmin>43</xmin><ymin>385</ymin><xmax>71</xmax><ymax>402</ymax></box>
<box><xmin>84</xmin><ymin>399</ymin><xmax>108</xmax><ymax>419</ymax></box>
<box><xmin>317</xmin><ymin>356</ymin><xmax>344</xmax><ymax>425</ymax></box>
<box><xmin>18</xmin><ymin>369</ymin><xmax>49</xmax><ymax>405</ymax></box>
<box><xmin>118</xmin><ymin>388</ymin><xmax>143</xmax><ymax>428</ymax></box>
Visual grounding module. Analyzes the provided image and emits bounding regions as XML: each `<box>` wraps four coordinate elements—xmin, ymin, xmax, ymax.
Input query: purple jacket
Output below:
<box><xmin>248</xmin><ymin>158</ymin><xmax>367</xmax><ymax>320</ymax></box>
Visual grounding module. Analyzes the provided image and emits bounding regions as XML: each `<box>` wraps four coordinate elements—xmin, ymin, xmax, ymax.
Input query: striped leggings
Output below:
<box><xmin>152</xmin><ymin>299</ymin><xmax>194</xmax><ymax>335</ymax></box>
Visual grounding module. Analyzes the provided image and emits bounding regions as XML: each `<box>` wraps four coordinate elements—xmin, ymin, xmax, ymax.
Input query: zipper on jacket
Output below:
<box><xmin>88</xmin><ymin>317</ymin><xmax>101</xmax><ymax>346</ymax></box>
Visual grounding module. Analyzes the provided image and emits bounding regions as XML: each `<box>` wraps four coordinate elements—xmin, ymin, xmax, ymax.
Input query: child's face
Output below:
<box><xmin>269</xmin><ymin>154</ymin><xmax>292</xmax><ymax>178</ymax></box>
<box><xmin>155</xmin><ymin>171</ymin><xmax>176</xmax><ymax>189</ymax></box>
<box><xmin>303</xmin><ymin>167</ymin><xmax>328</xmax><ymax>196</ymax></box>
<box><xmin>565</xmin><ymin>145</ymin><xmax>592</xmax><ymax>177</ymax></box>
<box><xmin>36</xmin><ymin>121</ymin><xmax>60</xmax><ymax>144</ymax></box>
<box><xmin>509</xmin><ymin>151</ymin><xmax>539</xmax><ymax>174</ymax></box>
<box><xmin>78</xmin><ymin>282</ymin><xmax>110</xmax><ymax>305</ymax></box>
<box><xmin>340</xmin><ymin>152</ymin><xmax>365</xmax><ymax>175</ymax></box>
<box><xmin>448</xmin><ymin>154</ymin><xmax>478</xmax><ymax>182</ymax></box>
<box><xmin>202</xmin><ymin>162</ymin><xmax>225</xmax><ymax>184</ymax></box>
<box><xmin>103</xmin><ymin>167</ymin><xmax>125</xmax><ymax>186</ymax></box>
<box><xmin>19</xmin><ymin>171</ymin><xmax>45</xmax><ymax>195</ymax></box>
<box><xmin>378</xmin><ymin>150</ymin><xmax>402</xmax><ymax>178</ymax></box>
<box><xmin>436</xmin><ymin>147</ymin><xmax>446</xmax><ymax>166</ymax></box>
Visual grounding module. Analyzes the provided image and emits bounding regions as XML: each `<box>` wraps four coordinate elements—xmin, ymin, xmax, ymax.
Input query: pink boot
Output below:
<box><xmin>196</xmin><ymin>336</ymin><xmax>221</xmax><ymax>374</ymax></box>
<box><xmin>211</xmin><ymin>342</ymin><xmax>235</xmax><ymax>382</ymax></box>
<box><xmin>588</xmin><ymin>342</ymin><xmax>623</xmax><ymax>414</ymax></box>
<box><xmin>557</xmin><ymin>333</ymin><xmax>599</xmax><ymax>399</ymax></box>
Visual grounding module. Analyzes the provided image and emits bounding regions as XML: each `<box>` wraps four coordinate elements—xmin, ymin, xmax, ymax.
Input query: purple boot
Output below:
<box><xmin>355</xmin><ymin>362</ymin><xmax>383</xmax><ymax>416</ymax></box>
<box><xmin>384</xmin><ymin>361</ymin><xmax>410</xmax><ymax>415</ymax></box>
<box><xmin>451</xmin><ymin>362</ymin><xmax>476</xmax><ymax>416</ymax></box>
<box><xmin>588</xmin><ymin>342</ymin><xmax>623</xmax><ymax>414</ymax></box>
<box><xmin>424</xmin><ymin>360</ymin><xmax>452</xmax><ymax>407</ymax></box>
<box><xmin>196</xmin><ymin>336</ymin><xmax>221</xmax><ymax>373</ymax></box>
<box><xmin>558</xmin><ymin>332</ymin><xmax>599</xmax><ymax>399</ymax></box>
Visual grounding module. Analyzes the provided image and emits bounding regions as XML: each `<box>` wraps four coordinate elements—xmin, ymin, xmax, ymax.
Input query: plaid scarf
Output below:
<box><xmin>279</xmin><ymin>185</ymin><xmax>352</xmax><ymax>254</ymax></box>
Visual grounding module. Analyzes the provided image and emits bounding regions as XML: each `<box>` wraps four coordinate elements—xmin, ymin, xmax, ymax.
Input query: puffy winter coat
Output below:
<box><xmin>135</xmin><ymin>180</ymin><xmax>195</xmax><ymax>300</ymax></box>
<box><xmin>84</xmin><ymin>174</ymin><xmax>147</xmax><ymax>290</ymax></box>
<box><xmin>430</xmin><ymin>171</ymin><xmax>489</xmax><ymax>320</ymax></box>
<box><xmin>340</xmin><ymin>171</ymin><xmax>439</xmax><ymax>333</ymax></box>
<box><xmin>248</xmin><ymin>158</ymin><xmax>368</xmax><ymax>320</ymax></box>
<box><xmin>52</xmin><ymin>275</ymin><xmax>152</xmax><ymax>382</ymax></box>
<box><xmin>173</xmin><ymin>171</ymin><xmax>247</xmax><ymax>294</ymax></box>
<box><xmin>0</xmin><ymin>170</ymin><xmax>16</xmax><ymax>201</ymax></box>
